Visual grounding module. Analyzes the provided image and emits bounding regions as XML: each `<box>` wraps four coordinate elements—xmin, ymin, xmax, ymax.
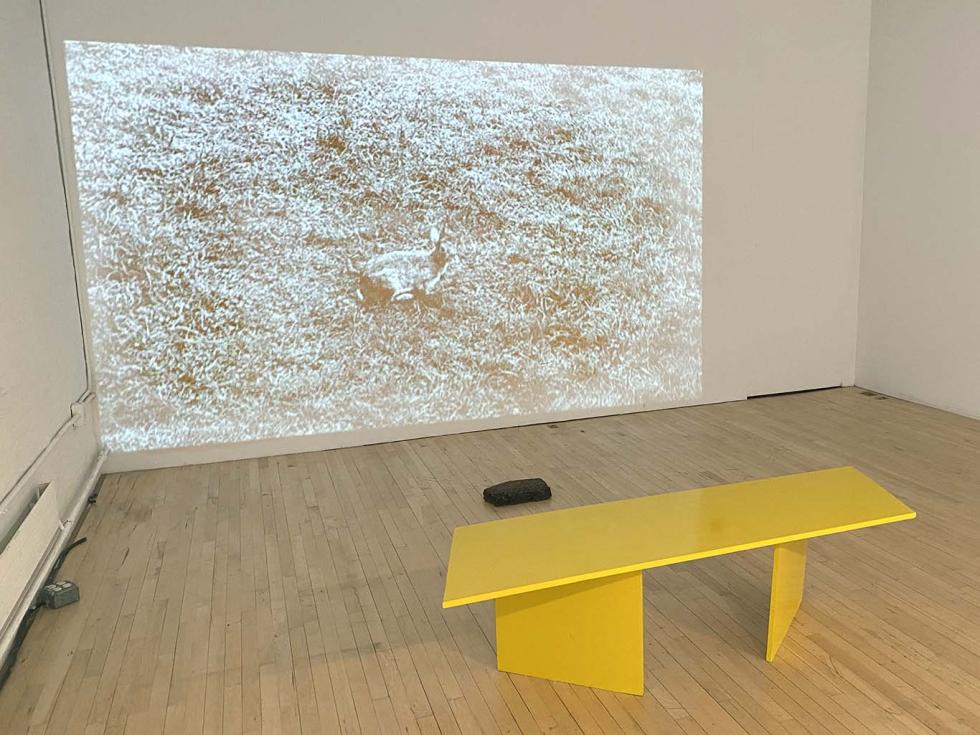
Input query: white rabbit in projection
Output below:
<box><xmin>354</xmin><ymin>225</ymin><xmax>450</xmax><ymax>305</ymax></box>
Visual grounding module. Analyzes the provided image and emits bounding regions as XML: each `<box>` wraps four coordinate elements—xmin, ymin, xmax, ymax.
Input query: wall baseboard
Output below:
<box><xmin>853</xmin><ymin>384</ymin><xmax>980</xmax><ymax>421</ymax></box>
<box><xmin>747</xmin><ymin>384</ymin><xmax>844</xmax><ymax>400</ymax></box>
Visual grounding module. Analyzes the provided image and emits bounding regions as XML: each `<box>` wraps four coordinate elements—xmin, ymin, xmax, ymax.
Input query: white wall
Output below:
<box><xmin>41</xmin><ymin>0</ymin><xmax>872</xmax><ymax>469</ymax></box>
<box><xmin>742</xmin><ymin>2</ymin><xmax>870</xmax><ymax>396</ymax></box>
<box><xmin>857</xmin><ymin>0</ymin><xmax>980</xmax><ymax>419</ymax></box>
<box><xmin>0</xmin><ymin>0</ymin><xmax>102</xmax><ymax>660</ymax></box>
<box><xmin>0</xmin><ymin>0</ymin><xmax>100</xmax><ymax>518</ymax></box>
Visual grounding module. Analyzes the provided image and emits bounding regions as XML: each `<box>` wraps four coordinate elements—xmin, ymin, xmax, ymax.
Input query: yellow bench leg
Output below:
<box><xmin>495</xmin><ymin>570</ymin><xmax>644</xmax><ymax>695</ymax></box>
<box><xmin>766</xmin><ymin>539</ymin><xmax>808</xmax><ymax>662</ymax></box>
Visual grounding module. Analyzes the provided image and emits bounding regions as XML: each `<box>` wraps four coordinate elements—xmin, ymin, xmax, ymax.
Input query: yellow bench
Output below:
<box><xmin>442</xmin><ymin>467</ymin><xmax>915</xmax><ymax>695</ymax></box>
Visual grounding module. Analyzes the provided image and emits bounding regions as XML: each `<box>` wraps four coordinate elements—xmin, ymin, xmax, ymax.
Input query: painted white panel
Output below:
<box><xmin>858</xmin><ymin>0</ymin><xmax>980</xmax><ymax>418</ymax></box>
<box><xmin>0</xmin><ymin>485</ymin><xmax>60</xmax><ymax>635</ymax></box>
<box><xmin>0</xmin><ymin>0</ymin><xmax>90</xmax><ymax>495</ymax></box>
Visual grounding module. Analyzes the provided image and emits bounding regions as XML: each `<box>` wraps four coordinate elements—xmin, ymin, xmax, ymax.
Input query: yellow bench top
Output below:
<box><xmin>443</xmin><ymin>466</ymin><xmax>915</xmax><ymax>608</ymax></box>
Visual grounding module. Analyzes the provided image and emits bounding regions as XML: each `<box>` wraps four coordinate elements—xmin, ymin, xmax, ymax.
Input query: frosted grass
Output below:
<box><xmin>65</xmin><ymin>42</ymin><xmax>702</xmax><ymax>452</ymax></box>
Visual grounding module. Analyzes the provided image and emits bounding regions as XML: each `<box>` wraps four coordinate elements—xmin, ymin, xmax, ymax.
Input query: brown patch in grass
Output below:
<box><xmin>629</xmin><ymin>197</ymin><xmax>671</xmax><ymax>229</ymax></box>
<box><xmin>316</xmin><ymin>133</ymin><xmax>346</xmax><ymax>154</ymax></box>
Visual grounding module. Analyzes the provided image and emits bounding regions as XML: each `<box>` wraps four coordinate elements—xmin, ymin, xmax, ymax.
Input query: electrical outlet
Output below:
<box><xmin>40</xmin><ymin>580</ymin><xmax>80</xmax><ymax>609</ymax></box>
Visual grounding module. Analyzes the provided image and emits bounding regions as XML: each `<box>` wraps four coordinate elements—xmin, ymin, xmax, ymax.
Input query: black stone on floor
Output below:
<box><xmin>483</xmin><ymin>478</ymin><xmax>552</xmax><ymax>506</ymax></box>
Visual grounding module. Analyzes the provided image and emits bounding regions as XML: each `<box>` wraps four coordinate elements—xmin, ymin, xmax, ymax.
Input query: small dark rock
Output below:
<box><xmin>483</xmin><ymin>478</ymin><xmax>551</xmax><ymax>506</ymax></box>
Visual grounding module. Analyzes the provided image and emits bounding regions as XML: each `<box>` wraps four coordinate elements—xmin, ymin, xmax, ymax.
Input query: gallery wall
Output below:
<box><xmin>40</xmin><ymin>0</ymin><xmax>873</xmax><ymax>469</ymax></box>
<box><xmin>0</xmin><ymin>0</ymin><xmax>103</xmax><ymax>658</ymax></box>
<box><xmin>857</xmin><ymin>0</ymin><xmax>980</xmax><ymax>419</ymax></box>
<box><xmin>0</xmin><ymin>0</ymin><xmax>100</xmax><ymax>519</ymax></box>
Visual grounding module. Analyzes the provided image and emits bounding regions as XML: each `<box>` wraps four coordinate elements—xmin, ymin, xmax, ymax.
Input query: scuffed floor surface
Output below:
<box><xmin>2</xmin><ymin>387</ymin><xmax>978</xmax><ymax>733</ymax></box>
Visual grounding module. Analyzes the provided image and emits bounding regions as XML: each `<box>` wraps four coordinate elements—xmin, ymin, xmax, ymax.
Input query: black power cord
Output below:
<box><xmin>51</xmin><ymin>537</ymin><xmax>87</xmax><ymax>574</ymax></box>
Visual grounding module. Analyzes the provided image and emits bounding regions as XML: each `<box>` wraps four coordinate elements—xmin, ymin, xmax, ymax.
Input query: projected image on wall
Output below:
<box><xmin>65</xmin><ymin>42</ymin><xmax>702</xmax><ymax>452</ymax></box>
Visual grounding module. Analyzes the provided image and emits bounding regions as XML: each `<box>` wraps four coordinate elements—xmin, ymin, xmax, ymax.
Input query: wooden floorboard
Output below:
<box><xmin>1</xmin><ymin>387</ymin><xmax>978</xmax><ymax>733</ymax></box>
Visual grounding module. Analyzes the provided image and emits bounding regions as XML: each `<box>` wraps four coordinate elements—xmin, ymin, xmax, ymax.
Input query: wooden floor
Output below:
<box><xmin>2</xmin><ymin>387</ymin><xmax>979</xmax><ymax>734</ymax></box>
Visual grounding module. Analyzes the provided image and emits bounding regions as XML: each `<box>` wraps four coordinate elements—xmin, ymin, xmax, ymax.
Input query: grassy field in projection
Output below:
<box><xmin>67</xmin><ymin>42</ymin><xmax>702</xmax><ymax>451</ymax></box>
